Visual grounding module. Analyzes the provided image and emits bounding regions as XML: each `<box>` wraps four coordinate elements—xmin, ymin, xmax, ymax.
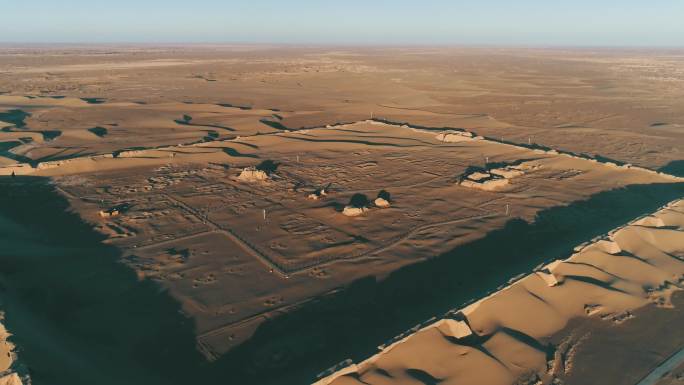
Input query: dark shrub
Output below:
<box><xmin>377</xmin><ymin>190</ymin><xmax>391</xmax><ymax>201</ymax></box>
<box><xmin>256</xmin><ymin>160</ymin><xmax>279</xmax><ymax>174</ymax></box>
<box><xmin>349</xmin><ymin>193</ymin><xmax>369</xmax><ymax>208</ymax></box>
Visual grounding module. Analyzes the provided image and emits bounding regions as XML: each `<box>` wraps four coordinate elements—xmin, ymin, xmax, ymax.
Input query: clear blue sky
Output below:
<box><xmin>2</xmin><ymin>0</ymin><xmax>683</xmax><ymax>46</ymax></box>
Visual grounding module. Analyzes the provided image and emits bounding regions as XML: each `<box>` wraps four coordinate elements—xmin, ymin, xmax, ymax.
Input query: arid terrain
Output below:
<box><xmin>0</xmin><ymin>45</ymin><xmax>683</xmax><ymax>385</ymax></box>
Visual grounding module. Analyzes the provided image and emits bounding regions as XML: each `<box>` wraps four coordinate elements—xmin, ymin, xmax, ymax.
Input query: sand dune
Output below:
<box><xmin>14</xmin><ymin>118</ymin><xmax>680</xmax><ymax>362</ymax></box>
<box><xmin>1</xmin><ymin>46</ymin><xmax>683</xmax><ymax>385</ymax></box>
<box><xmin>318</xmin><ymin>199</ymin><xmax>684</xmax><ymax>385</ymax></box>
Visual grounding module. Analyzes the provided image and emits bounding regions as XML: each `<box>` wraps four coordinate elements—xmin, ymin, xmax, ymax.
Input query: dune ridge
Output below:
<box><xmin>316</xmin><ymin>198</ymin><xmax>684</xmax><ymax>385</ymax></box>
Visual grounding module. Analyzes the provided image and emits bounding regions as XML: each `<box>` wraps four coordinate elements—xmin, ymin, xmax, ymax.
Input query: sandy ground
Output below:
<box><xmin>0</xmin><ymin>305</ymin><xmax>25</xmax><ymax>385</ymax></box>
<box><xmin>2</xmin><ymin>46</ymin><xmax>683</xmax><ymax>172</ymax></box>
<box><xmin>320</xmin><ymin>199</ymin><xmax>684</xmax><ymax>385</ymax></box>
<box><xmin>12</xmin><ymin>119</ymin><xmax>678</xmax><ymax>358</ymax></box>
<box><xmin>0</xmin><ymin>46</ymin><xmax>682</xmax><ymax>385</ymax></box>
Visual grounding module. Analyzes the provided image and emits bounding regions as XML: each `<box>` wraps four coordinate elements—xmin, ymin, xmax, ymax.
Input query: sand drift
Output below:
<box><xmin>1</xmin><ymin>47</ymin><xmax>684</xmax><ymax>385</ymax></box>
<box><xmin>317</xmin><ymin>199</ymin><xmax>684</xmax><ymax>385</ymax></box>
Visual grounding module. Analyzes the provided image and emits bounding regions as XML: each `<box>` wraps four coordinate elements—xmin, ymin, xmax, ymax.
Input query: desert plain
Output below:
<box><xmin>0</xmin><ymin>45</ymin><xmax>683</xmax><ymax>385</ymax></box>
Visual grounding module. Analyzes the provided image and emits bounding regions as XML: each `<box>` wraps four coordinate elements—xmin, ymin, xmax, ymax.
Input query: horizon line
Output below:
<box><xmin>1</xmin><ymin>41</ymin><xmax>684</xmax><ymax>50</ymax></box>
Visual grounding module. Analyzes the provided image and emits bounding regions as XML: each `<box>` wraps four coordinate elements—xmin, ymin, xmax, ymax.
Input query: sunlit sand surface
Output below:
<box><xmin>0</xmin><ymin>46</ymin><xmax>683</xmax><ymax>385</ymax></box>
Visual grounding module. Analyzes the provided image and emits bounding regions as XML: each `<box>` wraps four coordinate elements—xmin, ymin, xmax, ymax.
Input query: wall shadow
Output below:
<box><xmin>660</xmin><ymin>160</ymin><xmax>684</xmax><ymax>177</ymax></box>
<box><xmin>0</xmin><ymin>176</ymin><xmax>210</xmax><ymax>385</ymax></box>
<box><xmin>211</xmin><ymin>182</ymin><xmax>684</xmax><ymax>385</ymax></box>
<box><xmin>1</xmin><ymin>176</ymin><xmax>682</xmax><ymax>385</ymax></box>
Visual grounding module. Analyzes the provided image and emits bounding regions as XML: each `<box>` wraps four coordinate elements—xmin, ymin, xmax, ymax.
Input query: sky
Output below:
<box><xmin>2</xmin><ymin>0</ymin><xmax>683</xmax><ymax>46</ymax></box>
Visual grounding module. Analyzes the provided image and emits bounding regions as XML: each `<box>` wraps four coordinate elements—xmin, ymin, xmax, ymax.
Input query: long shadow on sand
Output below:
<box><xmin>212</xmin><ymin>182</ymin><xmax>684</xmax><ymax>385</ymax></box>
<box><xmin>1</xmin><ymin>177</ymin><xmax>682</xmax><ymax>385</ymax></box>
<box><xmin>660</xmin><ymin>160</ymin><xmax>684</xmax><ymax>178</ymax></box>
<box><xmin>0</xmin><ymin>109</ymin><xmax>30</xmax><ymax>128</ymax></box>
<box><xmin>0</xmin><ymin>176</ymin><xmax>209</xmax><ymax>385</ymax></box>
